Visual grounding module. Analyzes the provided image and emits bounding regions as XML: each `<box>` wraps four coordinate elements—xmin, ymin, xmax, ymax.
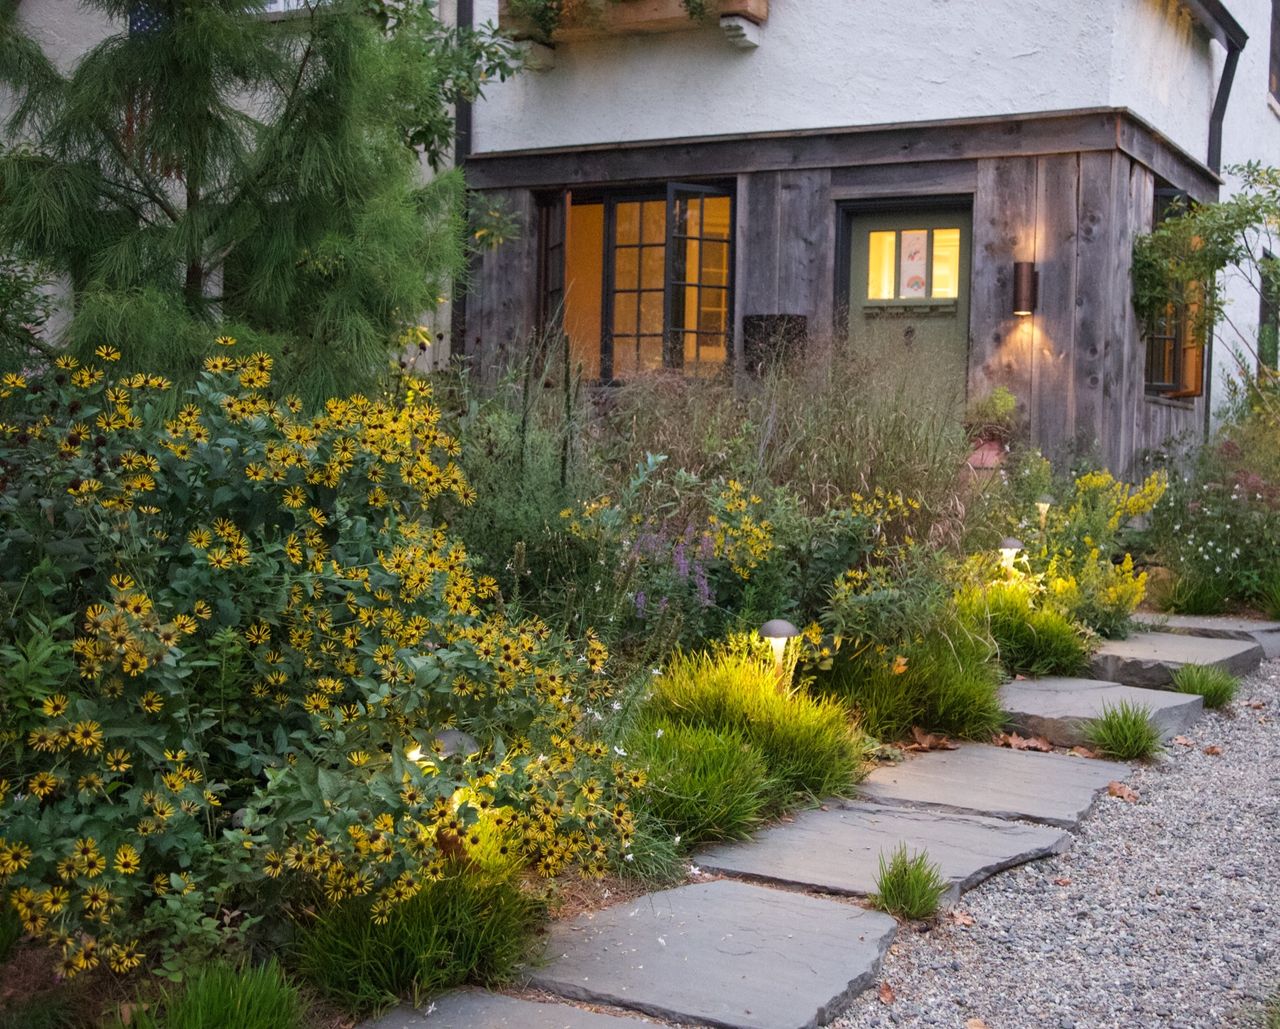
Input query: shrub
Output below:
<box><xmin>628</xmin><ymin>721</ymin><xmax>775</xmax><ymax>845</ymax></box>
<box><xmin>1085</xmin><ymin>702</ymin><xmax>1162</xmax><ymax>760</ymax></box>
<box><xmin>956</xmin><ymin>578</ymin><xmax>1091</xmax><ymax>678</ymax></box>
<box><xmin>0</xmin><ymin>348</ymin><xmax>634</xmax><ymax>975</ymax></box>
<box><xmin>1161</xmin><ymin>573</ymin><xmax>1230</xmax><ymax>616</ymax></box>
<box><xmin>126</xmin><ymin>961</ymin><xmax>303</xmax><ymax>1029</ymax></box>
<box><xmin>1172</xmin><ymin>664</ymin><xmax>1239</xmax><ymax>710</ymax></box>
<box><xmin>869</xmin><ymin>844</ymin><xmax>949</xmax><ymax>920</ymax></box>
<box><xmin>1260</xmin><ymin>568</ymin><xmax>1280</xmax><ymax>621</ymax></box>
<box><xmin>293</xmin><ymin>862</ymin><xmax>542</xmax><ymax>1014</ymax></box>
<box><xmin>641</xmin><ymin>651</ymin><xmax>869</xmax><ymax>807</ymax></box>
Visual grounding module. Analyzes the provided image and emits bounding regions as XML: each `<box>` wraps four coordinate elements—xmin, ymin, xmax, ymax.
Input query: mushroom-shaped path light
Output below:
<box><xmin>759</xmin><ymin>618</ymin><xmax>800</xmax><ymax>675</ymax></box>
<box><xmin>998</xmin><ymin>537</ymin><xmax>1024</xmax><ymax>573</ymax></box>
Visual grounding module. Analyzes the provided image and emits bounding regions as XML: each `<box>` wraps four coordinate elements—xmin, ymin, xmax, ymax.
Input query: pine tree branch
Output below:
<box><xmin>99</xmin><ymin>125</ymin><xmax>182</xmax><ymax>225</ymax></box>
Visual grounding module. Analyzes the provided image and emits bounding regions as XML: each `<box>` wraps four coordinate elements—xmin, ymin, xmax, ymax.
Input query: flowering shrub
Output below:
<box><xmin>1011</xmin><ymin>460</ymin><xmax>1165</xmax><ymax>637</ymax></box>
<box><xmin>0</xmin><ymin>344</ymin><xmax>633</xmax><ymax>977</ymax></box>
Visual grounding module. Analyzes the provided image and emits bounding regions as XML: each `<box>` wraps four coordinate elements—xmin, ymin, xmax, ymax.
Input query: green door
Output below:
<box><xmin>846</xmin><ymin>207</ymin><xmax>972</xmax><ymax>410</ymax></box>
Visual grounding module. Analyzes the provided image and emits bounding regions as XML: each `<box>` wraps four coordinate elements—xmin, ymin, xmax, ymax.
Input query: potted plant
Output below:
<box><xmin>964</xmin><ymin>386</ymin><xmax>1019</xmax><ymax>470</ymax></box>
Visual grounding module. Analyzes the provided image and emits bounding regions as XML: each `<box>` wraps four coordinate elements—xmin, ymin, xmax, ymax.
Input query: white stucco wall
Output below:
<box><xmin>470</xmin><ymin>0</ymin><xmax>1230</xmax><ymax>156</ymax></box>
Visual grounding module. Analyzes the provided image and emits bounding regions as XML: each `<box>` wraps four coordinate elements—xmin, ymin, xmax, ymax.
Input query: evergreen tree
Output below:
<box><xmin>0</xmin><ymin>0</ymin><xmax>516</xmax><ymax>400</ymax></box>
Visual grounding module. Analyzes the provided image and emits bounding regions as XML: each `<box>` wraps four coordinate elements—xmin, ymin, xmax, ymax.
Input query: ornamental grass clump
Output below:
<box><xmin>0</xmin><ymin>343</ymin><xmax>637</xmax><ymax>976</ymax></box>
<box><xmin>870</xmin><ymin>844</ymin><xmax>949</xmax><ymax>921</ymax></box>
<box><xmin>1172</xmin><ymin>664</ymin><xmax>1240</xmax><ymax>710</ymax></box>
<box><xmin>956</xmin><ymin>577</ymin><xmax>1092</xmax><ymax>678</ymax></box>
<box><xmin>126</xmin><ymin>960</ymin><xmax>303</xmax><ymax>1029</ymax></box>
<box><xmin>294</xmin><ymin>858</ymin><xmax>542</xmax><ymax>1014</ymax></box>
<box><xmin>640</xmin><ymin>650</ymin><xmax>868</xmax><ymax>808</ymax></box>
<box><xmin>628</xmin><ymin>720</ymin><xmax>775</xmax><ymax>846</ymax></box>
<box><xmin>1085</xmin><ymin>701</ymin><xmax>1163</xmax><ymax>760</ymax></box>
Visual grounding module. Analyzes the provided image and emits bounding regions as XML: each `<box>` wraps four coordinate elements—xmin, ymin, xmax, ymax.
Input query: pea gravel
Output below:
<box><xmin>832</xmin><ymin>658</ymin><xmax>1280</xmax><ymax>1029</ymax></box>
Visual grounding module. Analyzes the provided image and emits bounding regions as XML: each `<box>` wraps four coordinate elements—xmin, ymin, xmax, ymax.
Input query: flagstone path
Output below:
<box><xmin>999</xmin><ymin>676</ymin><xmax>1202</xmax><ymax>746</ymax></box>
<box><xmin>367</xmin><ymin>618</ymin><xmax>1271</xmax><ymax>1029</ymax></box>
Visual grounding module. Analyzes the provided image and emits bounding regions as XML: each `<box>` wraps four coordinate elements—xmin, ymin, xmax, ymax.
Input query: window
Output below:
<box><xmin>1271</xmin><ymin>0</ymin><xmax>1280</xmax><ymax>104</ymax></box>
<box><xmin>1144</xmin><ymin>187</ymin><xmax>1205</xmax><ymax>399</ymax></box>
<box><xmin>864</xmin><ymin>227</ymin><xmax>962</xmax><ymax>302</ymax></box>
<box><xmin>549</xmin><ymin>184</ymin><xmax>734</xmax><ymax>383</ymax></box>
<box><xmin>1260</xmin><ymin>250</ymin><xmax>1279</xmax><ymax>372</ymax></box>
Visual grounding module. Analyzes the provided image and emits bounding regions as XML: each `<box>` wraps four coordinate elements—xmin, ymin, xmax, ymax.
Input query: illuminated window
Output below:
<box><xmin>1144</xmin><ymin>187</ymin><xmax>1204</xmax><ymax>399</ymax></box>
<box><xmin>866</xmin><ymin>227</ymin><xmax>962</xmax><ymax>301</ymax></box>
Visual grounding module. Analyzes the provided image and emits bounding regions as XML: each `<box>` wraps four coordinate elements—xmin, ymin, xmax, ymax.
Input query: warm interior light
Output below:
<box><xmin>1013</xmin><ymin>261</ymin><xmax>1038</xmax><ymax>316</ymax></box>
<box><xmin>867</xmin><ymin>231</ymin><xmax>896</xmax><ymax>300</ymax></box>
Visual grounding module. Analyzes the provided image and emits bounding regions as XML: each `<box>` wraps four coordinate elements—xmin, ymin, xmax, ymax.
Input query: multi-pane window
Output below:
<box><xmin>1144</xmin><ymin>187</ymin><xmax>1204</xmax><ymax>398</ymax></box>
<box><xmin>865</xmin><ymin>227</ymin><xmax>961</xmax><ymax>301</ymax></box>
<box><xmin>553</xmin><ymin>184</ymin><xmax>734</xmax><ymax>383</ymax></box>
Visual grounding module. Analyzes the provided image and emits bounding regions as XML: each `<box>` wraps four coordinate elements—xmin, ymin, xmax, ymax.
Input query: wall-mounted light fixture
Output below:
<box><xmin>1013</xmin><ymin>261</ymin><xmax>1038</xmax><ymax>317</ymax></box>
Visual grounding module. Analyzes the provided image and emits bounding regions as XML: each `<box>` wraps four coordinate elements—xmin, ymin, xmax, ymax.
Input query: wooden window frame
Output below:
<box><xmin>1144</xmin><ymin>186</ymin><xmax>1205</xmax><ymax>400</ymax></box>
<box><xmin>539</xmin><ymin>181</ymin><xmax>736</xmax><ymax>385</ymax></box>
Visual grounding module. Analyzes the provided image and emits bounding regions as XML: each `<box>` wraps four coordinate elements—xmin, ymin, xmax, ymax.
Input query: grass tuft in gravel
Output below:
<box><xmin>1085</xmin><ymin>701</ymin><xmax>1162</xmax><ymax>760</ymax></box>
<box><xmin>1172</xmin><ymin>663</ymin><xmax>1239</xmax><ymax>709</ymax></box>
<box><xmin>870</xmin><ymin>844</ymin><xmax>949</xmax><ymax>920</ymax></box>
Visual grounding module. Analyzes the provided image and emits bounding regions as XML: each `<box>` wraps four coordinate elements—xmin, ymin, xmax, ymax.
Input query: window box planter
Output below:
<box><xmin>498</xmin><ymin>0</ymin><xmax>768</xmax><ymax>44</ymax></box>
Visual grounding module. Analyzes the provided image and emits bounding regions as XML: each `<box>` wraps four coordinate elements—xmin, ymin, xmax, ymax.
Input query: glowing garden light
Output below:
<box><xmin>1036</xmin><ymin>494</ymin><xmax>1054</xmax><ymax>529</ymax></box>
<box><xmin>759</xmin><ymin>618</ymin><xmax>800</xmax><ymax>675</ymax></box>
<box><xmin>998</xmin><ymin>537</ymin><xmax>1024</xmax><ymax>572</ymax></box>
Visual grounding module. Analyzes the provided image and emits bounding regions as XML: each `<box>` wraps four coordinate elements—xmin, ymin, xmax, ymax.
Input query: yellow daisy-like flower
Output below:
<box><xmin>41</xmin><ymin>693</ymin><xmax>70</xmax><ymax>718</ymax></box>
<box><xmin>121</xmin><ymin>648</ymin><xmax>149</xmax><ymax>676</ymax></box>
<box><xmin>29</xmin><ymin>771</ymin><xmax>59</xmax><ymax>799</ymax></box>
<box><xmin>187</xmin><ymin>528</ymin><xmax>212</xmax><ymax>549</ymax></box>
<box><xmin>282</xmin><ymin>486</ymin><xmax>307</xmax><ymax>509</ymax></box>
<box><xmin>139</xmin><ymin>691</ymin><xmax>164</xmax><ymax>714</ymax></box>
<box><xmin>114</xmin><ymin>844</ymin><xmax>142</xmax><ymax>875</ymax></box>
<box><xmin>214</xmin><ymin>334</ymin><xmax>236</xmax><ymax>347</ymax></box>
<box><xmin>70</xmin><ymin>720</ymin><xmax>104</xmax><ymax>753</ymax></box>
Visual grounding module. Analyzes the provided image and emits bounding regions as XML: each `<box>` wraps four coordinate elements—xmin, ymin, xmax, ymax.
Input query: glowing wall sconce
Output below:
<box><xmin>998</xmin><ymin>537</ymin><xmax>1024</xmax><ymax>572</ymax></box>
<box><xmin>1013</xmin><ymin>261</ymin><xmax>1038</xmax><ymax>316</ymax></box>
<box><xmin>759</xmin><ymin>618</ymin><xmax>800</xmax><ymax>675</ymax></box>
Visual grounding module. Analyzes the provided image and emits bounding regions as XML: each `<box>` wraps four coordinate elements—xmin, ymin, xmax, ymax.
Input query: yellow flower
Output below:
<box><xmin>29</xmin><ymin>771</ymin><xmax>59</xmax><ymax>799</ymax></box>
<box><xmin>70</xmin><ymin>720</ymin><xmax>104</xmax><ymax>753</ymax></box>
<box><xmin>122</xmin><ymin>648</ymin><xmax>149</xmax><ymax>676</ymax></box>
<box><xmin>214</xmin><ymin>335</ymin><xmax>237</xmax><ymax>347</ymax></box>
<box><xmin>139</xmin><ymin>691</ymin><xmax>164</xmax><ymax>714</ymax></box>
<box><xmin>41</xmin><ymin>693</ymin><xmax>70</xmax><ymax>718</ymax></box>
<box><xmin>283</xmin><ymin>486</ymin><xmax>306</xmax><ymax>509</ymax></box>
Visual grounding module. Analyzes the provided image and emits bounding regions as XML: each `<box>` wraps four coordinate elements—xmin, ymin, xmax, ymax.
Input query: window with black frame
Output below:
<box><xmin>1145</xmin><ymin>187</ymin><xmax>1205</xmax><ymax>399</ymax></box>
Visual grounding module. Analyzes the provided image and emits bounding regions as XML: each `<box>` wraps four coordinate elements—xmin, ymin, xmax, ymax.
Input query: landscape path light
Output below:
<box><xmin>1036</xmin><ymin>494</ymin><xmax>1055</xmax><ymax>530</ymax></box>
<box><xmin>759</xmin><ymin>618</ymin><xmax>800</xmax><ymax>678</ymax></box>
<box><xmin>998</xmin><ymin>537</ymin><xmax>1024</xmax><ymax>573</ymax></box>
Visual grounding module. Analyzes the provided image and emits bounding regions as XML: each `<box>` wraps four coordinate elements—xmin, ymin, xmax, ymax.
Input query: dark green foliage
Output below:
<box><xmin>0</xmin><ymin>995</ymin><xmax>81</xmax><ymax>1029</ymax></box>
<box><xmin>1172</xmin><ymin>664</ymin><xmax>1239</xmax><ymax>710</ymax></box>
<box><xmin>0</xmin><ymin>0</ymin><xmax>516</xmax><ymax>403</ymax></box>
<box><xmin>1261</xmin><ymin>569</ymin><xmax>1280</xmax><ymax>621</ymax></box>
<box><xmin>822</xmin><ymin>617</ymin><xmax>1004</xmax><ymax>742</ymax></box>
<box><xmin>870</xmin><ymin>844</ymin><xmax>949</xmax><ymax>921</ymax></box>
<box><xmin>957</xmin><ymin>580</ymin><xmax>1091</xmax><ymax>677</ymax></box>
<box><xmin>1085</xmin><ymin>701</ymin><xmax>1162</xmax><ymax>760</ymax></box>
<box><xmin>0</xmin><ymin>255</ymin><xmax>52</xmax><ymax>376</ymax></box>
<box><xmin>629</xmin><ymin>720</ymin><xmax>775</xmax><ymax>845</ymax></box>
<box><xmin>1162</xmin><ymin>574</ymin><xmax>1230</xmax><ymax>616</ymax></box>
<box><xmin>0</xmin><ymin>902</ymin><xmax>19</xmax><ymax>962</ymax></box>
<box><xmin>293</xmin><ymin>867</ymin><xmax>543</xmax><ymax>1014</ymax></box>
<box><xmin>641</xmin><ymin>651</ymin><xmax>869</xmax><ymax>807</ymax></box>
<box><xmin>612</xmin><ymin>811</ymin><xmax>685</xmax><ymax>885</ymax></box>
<box><xmin>125</xmin><ymin>961</ymin><xmax>303</xmax><ymax>1029</ymax></box>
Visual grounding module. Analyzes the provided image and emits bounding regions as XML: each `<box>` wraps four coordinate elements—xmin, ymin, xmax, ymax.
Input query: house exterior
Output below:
<box><xmin>461</xmin><ymin>0</ymin><xmax>1280</xmax><ymax>473</ymax></box>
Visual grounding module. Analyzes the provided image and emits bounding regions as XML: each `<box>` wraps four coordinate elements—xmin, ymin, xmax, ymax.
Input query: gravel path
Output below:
<box><xmin>833</xmin><ymin>659</ymin><xmax>1280</xmax><ymax>1029</ymax></box>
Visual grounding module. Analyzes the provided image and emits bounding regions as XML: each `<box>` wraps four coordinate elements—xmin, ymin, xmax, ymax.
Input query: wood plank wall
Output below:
<box><xmin>469</xmin><ymin>149</ymin><xmax>1207</xmax><ymax>474</ymax></box>
<box><xmin>969</xmin><ymin>152</ymin><xmax>1204</xmax><ymax>475</ymax></box>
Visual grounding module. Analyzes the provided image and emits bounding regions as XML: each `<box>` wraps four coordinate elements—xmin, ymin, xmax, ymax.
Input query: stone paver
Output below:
<box><xmin>1090</xmin><ymin>631</ymin><xmax>1263</xmax><ymax>687</ymax></box>
<box><xmin>1000</xmin><ymin>676</ymin><xmax>1203</xmax><ymax>746</ymax></box>
<box><xmin>694</xmin><ymin>802</ymin><xmax>1068</xmax><ymax>902</ymax></box>
<box><xmin>527</xmin><ymin>878</ymin><xmax>897</xmax><ymax>1029</ymax></box>
<box><xmin>1140</xmin><ymin>613</ymin><xmax>1280</xmax><ymax>659</ymax></box>
<box><xmin>362</xmin><ymin>989</ymin><xmax>656</xmax><ymax>1028</ymax></box>
<box><xmin>856</xmin><ymin>744</ymin><xmax>1126</xmax><ymax>829</ymax></box>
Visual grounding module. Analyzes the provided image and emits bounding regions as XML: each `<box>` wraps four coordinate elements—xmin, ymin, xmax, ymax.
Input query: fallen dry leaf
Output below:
<box><xmin>995</xmin><ymin>731</ymin><xmax>1052</xmax><ymax>751</ymax></box>
<box><xmin>1245</xmin><ymin>699</ymin><xmax>1265</xmax><ymax>710</ymax></box>
<box><xmin>907</xmin><ymin>726</ymin><xmax>960</xmax><ymax>752</ymax></box>
<box><xmin>1203</xmin><ymin>745</ymin><xmax>1223</xmax><ymax>756</ymax></box>
<box><xmin>966</xmin><ymin>1019</ymin><xmax>990</xmax><ymax>1029</ymax></box>
<box><xmin>878</xmin><ymin>981</ymin><xmax>896</xmax><ymax>1005</ymax></box>
<box><xmin>1053</xmin><ymin>876</ymin><xmax>1072</xmax><ymax>886</ymax></box>
<box><xmin>1069</xmin><ymin>744</ymin><xmax>1101</xmax><ymax>759</ymax></box>
<box><xmin>1107</xmin><ymin>781</ymin><xmax>1139</xmax><ymax>803</ymax></box>
<box><xmin>948</xmin><ymin>909</ymin><xmax>976</xmax><ymax>926</ymax></box>
<box><xmin>1172</xmin><ymin>735</ymin><xmax>1194</xmax><ymax>747</ymax></box>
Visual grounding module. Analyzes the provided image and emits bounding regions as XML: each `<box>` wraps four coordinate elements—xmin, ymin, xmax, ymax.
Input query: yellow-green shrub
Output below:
<box><xmin>639</xmin><ymin>650</ymin><xmax>869</xmax><ymax>806</ymax></box>
<box><xmin>0</xmin><ymin>344</ymin><xmax>632</xmax><ymax>977</ymax></box>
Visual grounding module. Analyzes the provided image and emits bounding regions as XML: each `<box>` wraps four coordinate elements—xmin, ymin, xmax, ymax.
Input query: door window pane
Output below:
<box><xmin>867</xmin><ymin>231</ymin><xmax>896</xmax><ymax>300</ymax></box>
<box><xmin>899</xmin><ymin>229</ymin><xmax>929</xmax><ymax>299</ymax></box>
<box><xmin>931</xmin><ymin>228</ymin><xmax>961</xmax><ymax>300</ymax></box>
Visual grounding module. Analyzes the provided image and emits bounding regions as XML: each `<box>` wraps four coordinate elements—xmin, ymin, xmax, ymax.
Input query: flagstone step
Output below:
<box><xmin>856</xmin><ymin>744</ymin><xmax>1126</xmax><ymax>829</ymax></box>
<box><xmin>363</xmin><ymin>989</ymin><xmax>657</xmax><ymax>1028</ymax></box>
<box><xmin>693</xmin><ymin>802</ymin><xmax>1068</xmax><ymax>903</ymax></box>
<box><xmin>1000</xmin><ymin>676</ymin><xmax>1204</xmax><ymax>747</ymax></box>
<box><xmin>1139</xmin><ymin>614</ymin><xmax>1280</xmax><ymax>659</ymax></box>
<box><xmin>1090</xmin><ymin>631</ymin><xmax>1263</xmax><ymax>688</ymax></box>
<box><xmin>526</xmin><ymin>878</ymin><xmax>897</xmax><ymax>1029</ymax></box>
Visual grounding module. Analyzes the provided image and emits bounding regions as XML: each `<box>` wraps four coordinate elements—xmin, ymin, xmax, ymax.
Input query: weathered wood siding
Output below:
<box><xmin>465</xmin><ymin>189</ymin><xmax>540</xmax><ymax>383</ymax></box>
<box><xmin>969</xmin><ymin>151</ymin><xmax>1205</xmax><ymax>474</ymax></box>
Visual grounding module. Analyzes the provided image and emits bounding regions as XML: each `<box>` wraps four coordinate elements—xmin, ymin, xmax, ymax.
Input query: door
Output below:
<box><xmin>844</xmin><ymin>206</ymin><xmax>972</xmax><ymax>409</ymax></box>
<box><xmin>555</xmin><ymin>184</ymin><xmax>734</xmax><ymax>383</ymax></box>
